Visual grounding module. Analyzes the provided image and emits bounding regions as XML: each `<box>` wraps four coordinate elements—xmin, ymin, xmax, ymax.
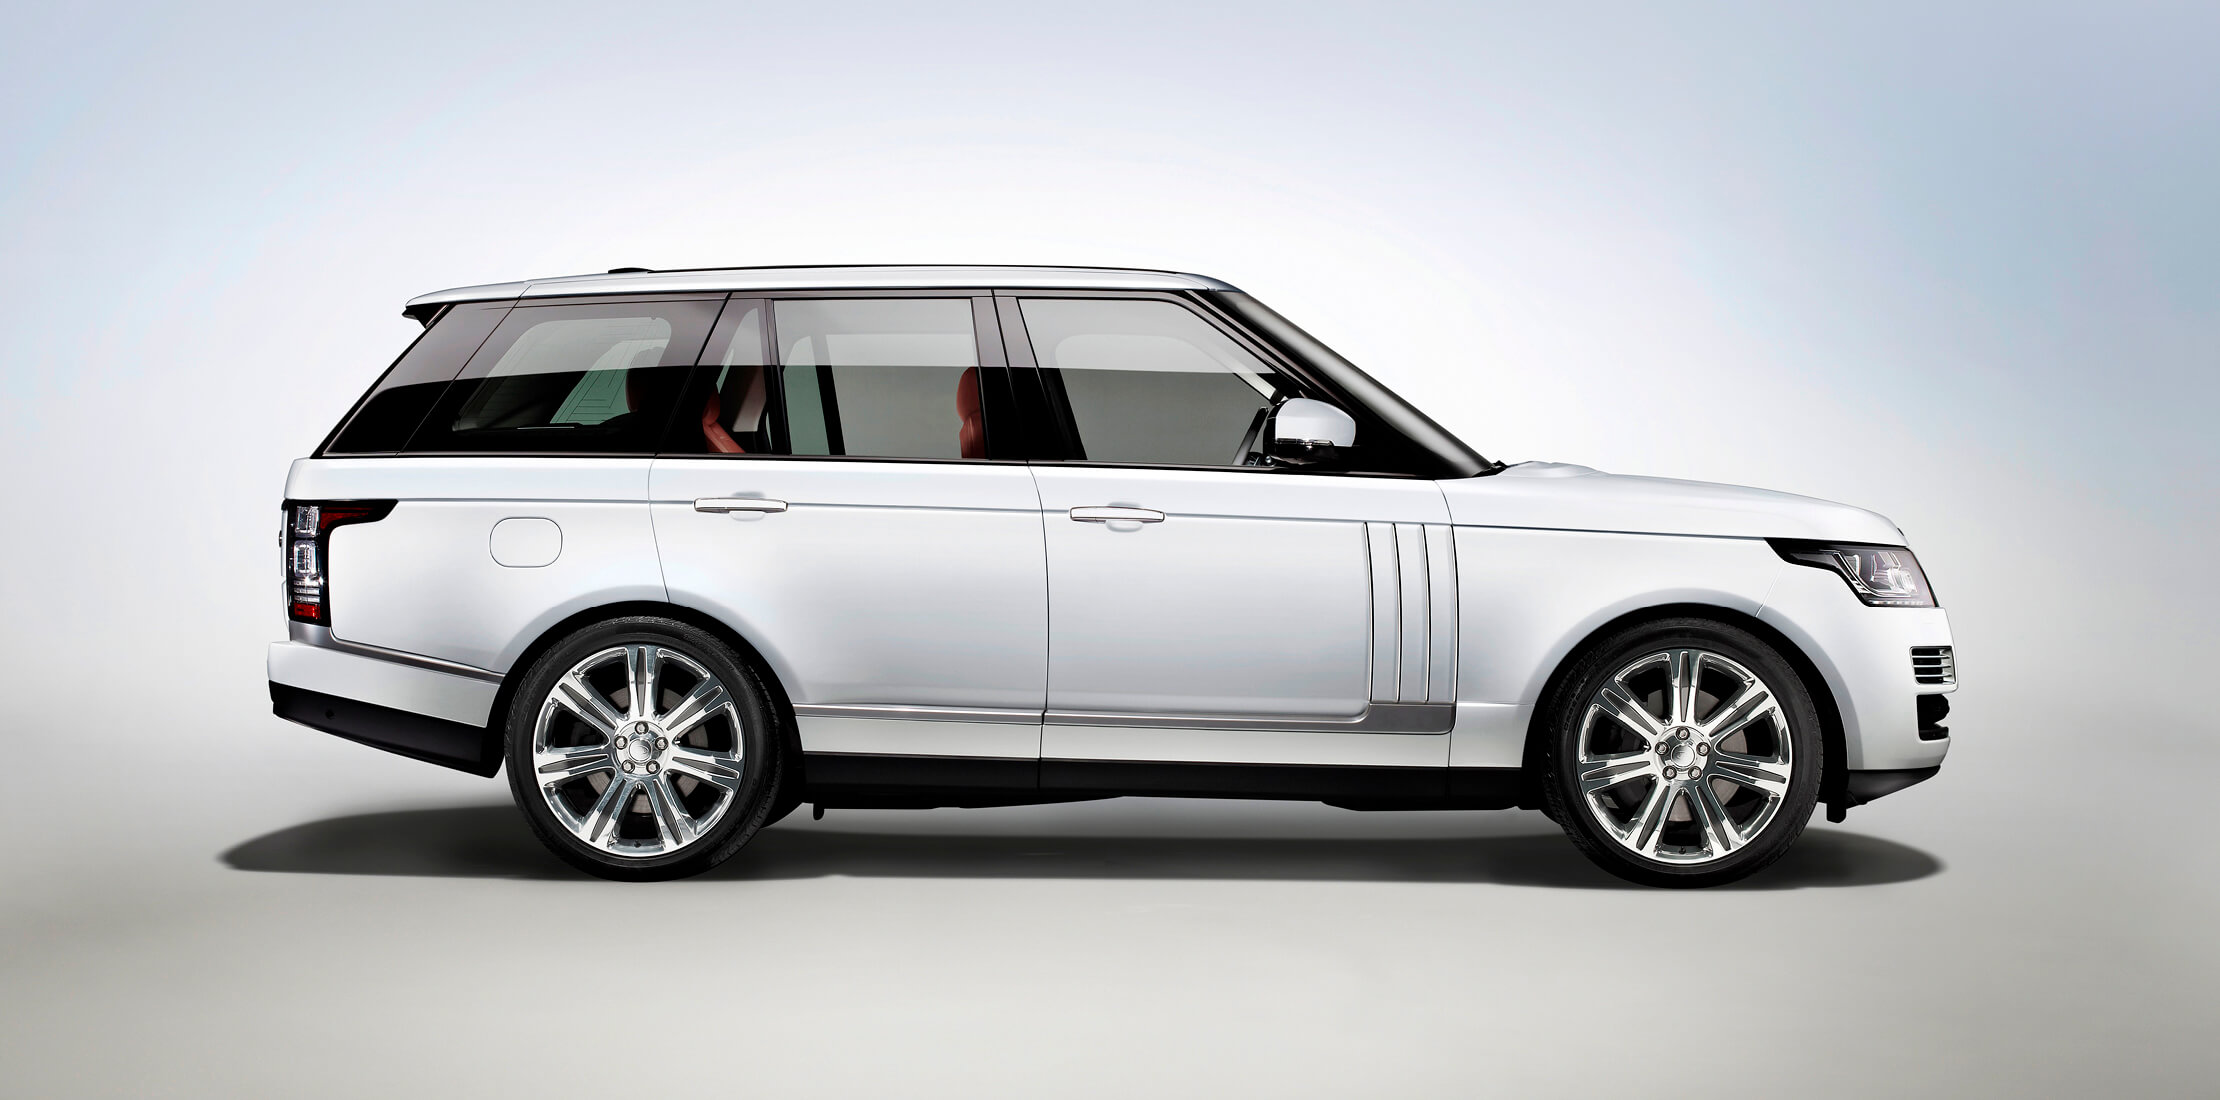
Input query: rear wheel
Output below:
<box><xmin>1542</xmin><ymin>617</ymin><xmax>1822</xmax><ymax>888</ymax></box>
<box><xmin>505</xmin><ymin>616</ymin><xmax>782</xmax><ymax>881</ymax></box>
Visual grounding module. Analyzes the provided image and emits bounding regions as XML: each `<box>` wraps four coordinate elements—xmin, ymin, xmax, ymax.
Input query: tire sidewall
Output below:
<box><xmin>504</xmin><ymin>616</ymin><xmax>781</xmax><ymax>881</ymax></box>
<box><xmin>1543</xmin><ymin>617</ymin><xmax>1824</xmax><ymax>888</ymax></box>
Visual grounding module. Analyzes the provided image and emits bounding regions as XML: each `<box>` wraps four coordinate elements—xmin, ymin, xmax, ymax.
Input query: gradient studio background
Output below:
<box><xmin>3</xmin><ymin>3</ymin><xmax>2216</xmax><ymax>1097</ymax></box>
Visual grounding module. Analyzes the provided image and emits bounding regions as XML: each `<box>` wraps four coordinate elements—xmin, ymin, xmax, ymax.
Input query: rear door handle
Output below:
<box><xmin>694</xmin><ymin>497</ymin><xmax>789</xmax><ymax>513</ymax></box>
<box><xmin>1069</xmin><ymin>506</ymin><xmax>1165</xmax><ymax>524</ymax></box>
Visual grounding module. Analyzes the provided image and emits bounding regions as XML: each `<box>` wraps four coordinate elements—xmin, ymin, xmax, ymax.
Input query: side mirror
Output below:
<box><xmin>1266</xmin><ymin>398</ymin><xmax>1356</xmax><ymax>466</ymax></box>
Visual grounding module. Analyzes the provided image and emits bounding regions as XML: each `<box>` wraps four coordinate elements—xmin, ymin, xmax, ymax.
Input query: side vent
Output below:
<box><xmin>1911</xmin><ymin>646</ymin><xmax>1955</xmax><ymax>686</ymax></box>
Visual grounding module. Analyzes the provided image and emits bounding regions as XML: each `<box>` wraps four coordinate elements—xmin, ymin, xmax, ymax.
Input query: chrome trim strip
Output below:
<box><xmin>1069</xmin><ymin>505</ymin><xmax>1165</xmax><ymax>524</ymax></box>
<box><xmin>792</xmin><ymin>703</ymin><xmax>1044</xmax><ymax>725</ymax></box>
<box><xmin>694</xmin><ymin>497</ymin><xmax>789</xmax><ymax>513</ymax></box>
<box><xmin>288</xmin><ymin>623</ymin><xmax>505</xmax><ymax>683</ymax></box>
<box><xmin>1046</xmin><ymin>703</ymin><xmax>1454</xmax><ymax>735</ymax></box>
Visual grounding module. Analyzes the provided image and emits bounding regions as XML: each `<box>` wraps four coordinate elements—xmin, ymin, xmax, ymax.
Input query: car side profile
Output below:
<box><xmin>267</xmin><ymin>265</ymin><xmax>1955</xmax><ymax>886</ymax></box>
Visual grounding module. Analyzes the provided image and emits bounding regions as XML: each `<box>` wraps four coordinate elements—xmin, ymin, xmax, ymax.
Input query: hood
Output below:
<box><xmin>1437</xmin><ymin>462</ymin><xmax>1905</xmax><ymax>544</ymax></box>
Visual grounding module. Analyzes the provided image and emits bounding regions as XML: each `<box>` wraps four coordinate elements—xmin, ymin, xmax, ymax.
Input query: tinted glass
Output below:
<box><xmin>775</xmin><ymin>298</ymin><xmax>982</xmax><ymax>460</ymax></box>
<box><xmin>671</xmin><ymin>301</ymin><xmax>779</xmax><ymax>454</ymax></box>
<box><xmin>1020</xmin><ymin>297</ymin><xmax>1288</xmax><ymax>466</ymax></box>
<box><xmin>403</xmin><ymin>298</ymin><xmax>719</xmax><ymax>454</ymax></box>
<box><xmin>323</xmin><ymin>302</ymin><xmax>509</xmax><ymax>454</ymax></box>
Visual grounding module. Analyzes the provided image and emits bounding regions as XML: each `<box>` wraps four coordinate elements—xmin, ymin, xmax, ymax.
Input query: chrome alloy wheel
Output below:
<box><xmin>529</xmin><ymin>644</ymin><xmax>746</xmax><ymax>859</ymax></box>
<box><xmin>1574</xmin><ymin>648</ymin><xmax>1794</xmax><ymax>865</ymax></box>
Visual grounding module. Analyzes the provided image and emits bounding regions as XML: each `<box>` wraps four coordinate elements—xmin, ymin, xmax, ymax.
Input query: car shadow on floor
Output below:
<box><xmin>220</xmin><ymin>804</ymin><xmax>1941</xmax><ymax>890</ymax></box>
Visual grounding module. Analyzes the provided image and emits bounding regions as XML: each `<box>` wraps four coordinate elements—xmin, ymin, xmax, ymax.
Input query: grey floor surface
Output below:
<box><xmin>3</xmin><ymin>687</ymin><xmax>2214</xmax><ymax>1098</ymax></box>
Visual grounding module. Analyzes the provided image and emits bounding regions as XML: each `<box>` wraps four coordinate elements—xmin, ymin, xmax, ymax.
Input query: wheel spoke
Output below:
<box><xmin>626</xmin><ymin>645</ymin><xmax>662</xmax><ymax>721</ymax></box>
<box><xmin>643</xmin><ymin>775</ymin><xmax>695</xmax><ymax>848</ymax></box>
<box><xmin>1668</xmin><ymin>650</ymin><xmax>1702</xmax><ymax>726</ymax></box>
<box><xmin>667</xmin><ymin>747</ymin><xmax>743</xmax><ymax>792</ymax></box>
<box><xmin>1702</xmin><ymin>683</ymin><xmax>1776</xmax><ymax>741</ymax></box>
<box><xmin>1593</xmin><ymin>682</ymin><xmax>1664</xmax><ymax>742</ymax></box>
<box><xmin>1689</xmin><ymin>780</ymin><xmax>1744</xmax><ymax>855</ymax></box>
<box><xmin>535</xmin><ymin>744</ymin><xmax>612</xmax><ymax>783</ymax></box>
<box><xmin>579</xmin><ymin>777</ymin><xmax>634</xmax><ymax>847</ymax></box>
<box><xmin>1577</xmin><ymin>751</ymin><xmax>1658</xmax><ymax>796</ymax></box>
<box><xmin>661</xmin><ymin>680</ymin><xmax>732</xmax><ymax>738</ymax></box>
<box><xmin>1619</xmin><ymin>780</ymin><xmax>1674</xmax><ymax>857</ymax></box>
<box><xmin>1709</xmin><ymin>751</ymin><xmax>1790</xmax><ymax>799</ymax></box>
<box><xmin>554</xmin><ymin>674</ymin><xmax>625</xmax><ymax>739</ymax></box>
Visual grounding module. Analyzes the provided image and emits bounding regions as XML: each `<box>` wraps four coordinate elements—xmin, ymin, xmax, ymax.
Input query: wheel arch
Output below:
<box><xmin>1515</xmin><ymin>602</ymin><xmax>1846</xmax><ymax>811</ymax></box>
<box><xmin>481</xmin><ymin>600</ymin><xmax>803</xmax><ymax>783</ymax></box>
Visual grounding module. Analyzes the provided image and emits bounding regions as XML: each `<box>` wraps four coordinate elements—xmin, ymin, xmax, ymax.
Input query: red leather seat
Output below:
<box><xmin>702</xmin><ymin>392</ymin><xmax>742</xmax><ymax>453</ymax></box>
<box><xmin>957</xmin><ymin>367</ymin><xmax>984</xmax><ymax>459</ymax></box>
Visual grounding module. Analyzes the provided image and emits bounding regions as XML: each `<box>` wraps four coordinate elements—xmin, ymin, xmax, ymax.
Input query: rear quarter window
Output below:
<box><xmin>397</xmin><ymin>297</ymin><xmax>722</xmax><ymax>455</ymax></box>
<box><xmin>322</xmin><ymin>302</ymin><xmax>510</xmax><ymax>455</ymax></box>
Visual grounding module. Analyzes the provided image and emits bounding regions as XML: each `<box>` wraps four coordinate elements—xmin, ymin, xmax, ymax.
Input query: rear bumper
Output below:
<box><xmin>267</xmin><ymin>641</ymin><xmax>502</xmax><ymax>775</ymax></box>
<box><xmin>270</xmin><ymin>682</ymin><xmax>500</xmax><ymax>775</ymax></box>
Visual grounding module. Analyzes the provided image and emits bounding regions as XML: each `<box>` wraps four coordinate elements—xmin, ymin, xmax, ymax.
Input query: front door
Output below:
<box><xmin>651</xmin><ymin>295</ymin><xmax>1047</xmax><ymax>763</ymax></box>
<box><xmin>1001</xmin><ymin>294</ymin><xmax>1456</xmax><ymax>767</ymax></box>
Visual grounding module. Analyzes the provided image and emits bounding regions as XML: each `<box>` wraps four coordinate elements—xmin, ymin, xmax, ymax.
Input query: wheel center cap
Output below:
<box><xmin>1664</xmin><ymin>728</ymin><xmax>1700</xmax><ymax>769</ymax></box>
<box><xmin>624</xmin><ymin>724</ymin><xmax>659</xmax><ymax>762</ymax></box>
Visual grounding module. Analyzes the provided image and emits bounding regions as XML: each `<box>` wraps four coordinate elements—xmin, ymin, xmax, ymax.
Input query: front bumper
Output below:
<box><xmin>1760</xmin><ymin>565</ymin><xmax>1957</xmax><ymax>773</ymax></box>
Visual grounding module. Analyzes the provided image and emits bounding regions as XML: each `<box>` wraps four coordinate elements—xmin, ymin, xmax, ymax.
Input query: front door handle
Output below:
<box><xmin>1069</xmin><ymin>506</ymin><xmax>1165</xmax><ymax>524</ymax></box>
<box><xmin>695</xmin><ymin>497</ymin><xmax>789</xmax><ymax>513</ymax></box>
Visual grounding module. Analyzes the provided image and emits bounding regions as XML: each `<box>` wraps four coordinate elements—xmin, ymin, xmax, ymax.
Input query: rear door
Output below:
<box><xmin>650</xmin><ymin>294</ymin><xmax>1048</xmax><ymax>763</ymax></box>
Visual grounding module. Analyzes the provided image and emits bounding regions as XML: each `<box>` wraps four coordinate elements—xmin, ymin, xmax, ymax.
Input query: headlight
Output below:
<box><xmin>1770</xmin><ymin>540</ymin><xmax>1937</xmax><ymax>607</ymax></box>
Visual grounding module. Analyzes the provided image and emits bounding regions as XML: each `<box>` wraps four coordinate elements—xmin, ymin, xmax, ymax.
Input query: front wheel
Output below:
<box><xmin>504</xmin><ymin>616</ymin><xmax>782</xmax><ymax>881</ymax></box>
<box><xmin>1542</xmin><ymin>617</ymin><xmax>1823</xmax><ymax>888</ymax></box>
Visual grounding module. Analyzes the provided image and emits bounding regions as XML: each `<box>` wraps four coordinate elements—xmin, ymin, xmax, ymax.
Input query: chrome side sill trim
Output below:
<box><xmin>288</xmin><ymin>623</ymin><xmax>506</xmax><ymax>683</ymax></box>
<box><xmin>1045</xmin><ymin>702</ymin><xmax>1454</xmax><ymax>735</ymax></box>
<box><xmin>793</xmin><ymin>703</ymin><xmax>1044</xmax><ymax>725</ymax></box>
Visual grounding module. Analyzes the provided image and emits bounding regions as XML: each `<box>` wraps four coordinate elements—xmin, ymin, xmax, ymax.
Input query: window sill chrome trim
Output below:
<box><xmin>1046</xmin><ymin>702</ymin><xmax>1453</xmax><ymax>735</ymax></box>
<box><xmin>288</xmin><ymin>622</ymin><xmax>506</xmax><ymax>683</ymax></box>
<box><xmin>793</xmin><ymin>703</ymin><xmax>1044</xmax><ymax>725</ymax></box>
<box><xmin>793</xmin><ymin>702</ymin><xmax>1455</xmax><ymax>734</ymax></box>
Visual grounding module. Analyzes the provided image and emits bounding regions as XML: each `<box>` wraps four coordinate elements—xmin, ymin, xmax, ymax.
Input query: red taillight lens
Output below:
<box><xmin>283</xmin><ymin>499</ymin><xmax>395</xmax><ymax>626</ymax></box>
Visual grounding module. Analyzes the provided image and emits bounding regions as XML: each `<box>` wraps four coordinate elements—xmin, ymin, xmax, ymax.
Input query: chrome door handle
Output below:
<box><xmin>1069</xmin><ymin>506</ymin><xmax>1165</xmax><ymax>524</ymax></box>
<box><xmin>694</xmin><ymin>497</ymin><xmax>789</xmax><ymax>513</ymax></box>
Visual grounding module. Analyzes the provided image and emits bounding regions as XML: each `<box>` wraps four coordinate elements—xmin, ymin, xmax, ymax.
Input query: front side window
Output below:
<box><xmin>402</xmin><ymin>298</ymin><xmax>720</xmax><ymax>454</ymax></box>
<box><xmin>1018</xmin><ymin>297</ymin><xmax>1292</xmax><ymax>467</ymax></box>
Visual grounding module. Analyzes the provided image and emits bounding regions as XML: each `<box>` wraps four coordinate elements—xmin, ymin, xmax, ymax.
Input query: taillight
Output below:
<box><xmin>282</xmin><ymin>500</ymin><xmax>395</xmax><ymax>625</ymax></box>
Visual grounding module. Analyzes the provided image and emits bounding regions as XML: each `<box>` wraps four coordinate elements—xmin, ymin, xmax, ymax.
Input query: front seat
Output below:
<box><xmin>956</xmin><ymin>367</ymin><xmax>985</xmax><ymax>459</ymax></box>
<box><xmin>701</xmin><ymin>365</ymin><xmax>767</xmax><ymax>454</ymax></box>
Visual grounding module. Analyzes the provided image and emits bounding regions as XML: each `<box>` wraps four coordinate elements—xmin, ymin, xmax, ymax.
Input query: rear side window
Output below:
<box><xmin>665</xmin><ymin>297</ymin><xmax>990</xmax><ymax>460</ymax></box>
<box><xmin>323</xmin><ymin>302</ymin><xmax>509</xmax><ymax>454</ymax></box>
<box><xmin>401</xmin><ymin>298</ymin><xmax>720</xmax><ymax>454</ymax></box>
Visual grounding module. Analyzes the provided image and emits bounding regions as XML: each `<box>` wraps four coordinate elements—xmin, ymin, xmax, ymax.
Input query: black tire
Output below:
<box><xmin>504</xmin><ymin>616</ymin><xmax>784</xmax><ymax>881</ymax></box>
<box><xmin>1541</xmin><ymin>616</ymin><xmax>1823</xmax><ymax>888</ymax></box>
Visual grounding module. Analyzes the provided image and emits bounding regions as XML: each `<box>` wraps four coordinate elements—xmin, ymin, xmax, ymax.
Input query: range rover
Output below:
<box><xmin>268</xmin><ymin>265</ymin><xmax>1955</xmax><ymax>886</ymax></box>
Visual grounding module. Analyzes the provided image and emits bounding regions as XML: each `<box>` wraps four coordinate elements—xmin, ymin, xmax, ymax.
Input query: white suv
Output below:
<box><xmin>268</xmin><ymin>265</ymin><xmax>1955</xmax><ymax>886</ymax></box>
